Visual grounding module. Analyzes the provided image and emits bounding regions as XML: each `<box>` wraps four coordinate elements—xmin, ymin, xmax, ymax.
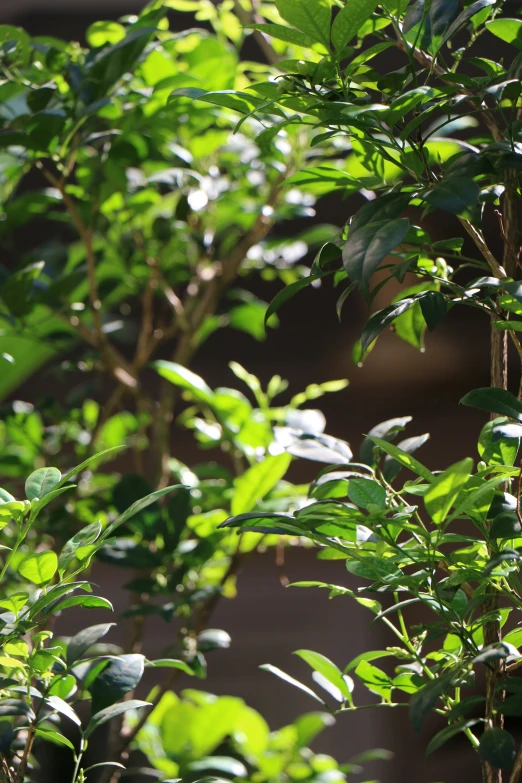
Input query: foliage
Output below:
<box><xmin>201</xmin><ymin>0</ymin><xmax>522</xmax><ymax>372</ymax></box>
<box><xmin>0</xmin><ymin>456</ymin><xmax>176</xmax><ymax>781</ymax></box>
<box><xmin>194</xmin><ymin>0</ymin><xmax>522</xmax><ymax>780</ymax></box>
<box><xmin>0</xmin><ymin>2</ymin><xmax>351</xmax><ymax>780</ymax></box>
<box><xmin>0</xmin><ymin>0</ymin><xmax>337</xmax><ymax>484</ymax></box>
<box><xmin>134</xmin><ymin>688</ymin><xmax>385</xmax><ymax>781</ymax></box>
<box><xmin>223</xmin><ymin>407</ymin><xmax>522</xmax><ymax>765</ymax></box>
<box><xmin>2</xmin><ymin>0</ymin><xmax>522</xmax><ymax>781</ymax></box>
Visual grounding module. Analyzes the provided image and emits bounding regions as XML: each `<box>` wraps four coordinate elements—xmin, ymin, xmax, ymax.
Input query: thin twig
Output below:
<box><xmin>37</xmin><ymin>162</ymin><xmax>138</xmax><ymax>392</ymax></box>
<box><xmin>15</xmin><ymin>726</ymin><xmax>35</xmax><ymax>783</ymax></box>
<box><xmin>458</xmin><ymin>218</ymin><xmax>506</xmax><ymax>279</ymax></box>
<box><xmin>151</xmin><ymin>170</ymin><xmax>288</xmax><ymax>487</ymax></box>
<box><xmin>510</xmin><ymin>745</ymin><xmax>522</xmax><ymax>783</ymax></box>
<box><xmin>0</xmin><ymin>755</ymin><xmax>13</xmax><ymax>783</ymax></box>
<box><xmin>232</xmin><ymin>0</ymin><xmax>279</xmax><ymax>65</ymax></box>
<box><xmin>134</xmin><ymin>257</ymin><xmax>159</xmax><ymax>369</ymax></box>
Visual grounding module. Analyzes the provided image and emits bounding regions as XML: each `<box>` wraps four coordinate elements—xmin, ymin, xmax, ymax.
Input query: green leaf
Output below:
<box><xmin>67</xmin><ymin>623</ymin><xmax>115</xmax><ymax>666</ymax></box>
<box><xmin>265</xmin><ymin>273</ymin><xmax>329</xmax><ymax>325</ymax></box>
<box><xmin>172</xmin><ymin>88</ymin><xmax>262</xmax><ymax>115</ymax></box>
<box><xmin>146</xmin><ymin>659</ymin><xmax>195</xmax><ymax>676</ymax></box>
<box><xmin>1</xmin><ymin>262</ymin><xmax>44</xmax><ymax>318</ymax></box>
<box><xmin>83</xmin><ymin>764</ymin><xmax>126</xmax><ymax>773</ymax></box>
<box><xmin>420</xmin><ymin>291</ymin><xmax>447</xmax><ymax>331</ymax></box>
<box><xmin>248</xmin><ymin>23</ymin><xmax>315</xmax><ymax>47</ymax></box>
<box><xmin>344</xmin><ymin>650</ymin><xmax>395</xmax><ymax>673</ymax></box>
<box><xmin>30</xmin><ymin>486</ymin><xmax>75</xmax><ymax>518</ymax></box>
<box><xmin>228</xmin><ymin>301</ymin><xmax>277</xmax><ymax>341</ymax></box>
<box><xmin>346</xmin><ymin>557</ymin><xmax>402</xmax><ymax>582</ymax></box>
<box><xmin>294</xmin><ymin>650</ymin><xmax>352</xmax><ymax>699</ymax></box>
<box><xmin>25</xmin><ymin>467</ymin><xmax>61</xmax><ymax>501</ymax></box>
<box><xmin>104</xmin><ymin>485</ymin><xmax>180</xmax><ymax>537</ymax></box>
<box><xmin>0</xmin><ymin>699</ymin><xmax>33</xmax><ymax>717</ymax></box>
<box><xmin>359</xmin><ymin>416</ymin><xmax>412</xmax><ymax>465</ymax></box>
<box><xmin>18</xmin><ymin>551</ymin><xmax>58</xmax><ymax>585</ymax></box>
<box><xmin>59</xmin><ymin>447</ymin><xmax>125</xmax><ymax>487</ymax></box>
<box><xmin>355</xmin><ymin>660</ymin><xmax>393</xmax><ymax>700</ymax></box>
<box><xmin>86</xmin><ymin>21</ymin><xmax>126</xmax><ymax>47</ymax></box>
<box><xmin>442</xmin><ymin>0</ymin><xmax>495</xmax><ymax>44</ymax></box>
<box><xmin>33</xmin><ymin>728</ymin><xmax>75</xmax><ymax>751</ymax></box>
<box><xmin>460</xmin><ymin>388</ymin><xmax>522</xmax><ymax>422</ymax></box>
<box><xmin>392</xmin><ymin>291</ymin><xmax>428</xmax><ymax>351</ymax></box>
<box><xmin>274</xmin><ymin>0</ymin><xmax>332</xmax><ymax>48</ymax></box>
<box><xmin>423</xmin><ymin>178</ymin><xmax>480</xmax><ymax>217</ymax></box>
<box><xmin>478</xmin><ymin>418</ymin><xmax>520</xmax><ymax>467</ymax></box>
<box><xmin>383</xmin><ymin>433</ymin><xmax>430</xmax><ymax>482</ymax></box>
<box><xmin>331</xmin><ymin>0</ymin><xmax>380</xmax><ymax>50</ymax></box>
<box><xmin>369</xmin><ymin>437</ymin><xmax>434</xmax><ymax>482</ymax></box>
<box><xmin>410</xmin><ymin>671</ymin><xmax>455</xmax><ymax>733</ymax></box>
<box><xmin>90</xmin><ymin>654</ymin><xmax>145</xmax><ymax>714</ymax></box>
<box><xmin>490</xmin><ymin>512</ymin><xmax>521</xmax><ymax>539</ymax></box>
<box><xmin>46</xmin><ymin>695</ymin><xmax>81</xmax><ymax>727</ymax></box>
<box><xmin>426</xmin><ymin>719</ymin><xmax>480</xmax><ymax>757</ymax></box>
<box><xmin>387</xmin><ymin>86</ymin><xmax>434</xmax><ymax>124</ymax></box>
<box><xmin>347</xmin><ymin>478</ymin><xmax>386</xmax><ymax>510</ymax></box>
<box><xmin>87</xmin><ymin>25</ymin><xmax>161</xmax><ymax>98</ymax></box>
<box><xmin>85</xmin><ymin>700</ymin><xmax>150</xmax><ymax>737</ymax></box>
<box><xmin>360</xmin><ymin>298</ymin><xmax>416</xmax><ymax>353</ymax></box>
<box><xmin>486</xmin><ymin>18</ymin><xmax>522</xmax><ymax>49</ymax></box>
<box><xmin>479</xmin><ymin>728</ymin><xmax>516</xmax><ymax>768</ymax></box>
<box><xmin>343</xmin><ymin>218</ymin><xmax>410</xmax><ymax>295</ymax></box>
<box><xmin>231</xmin><ymin>453</ymin><xmax>291</xmax><ymax>516</ymax></box>
<box><xmin>260</xmin><ymin>664</ymin><xmax>325</xmax><ymax>705</ymax></box>
<box><xmin>154</xmin><ymin>361</ymin><xmax>213</xmax><ymax>403</ymax></box>
<box><xmin>53</xmin><ymin>595</ymin><xmax>113</xmax><ymax>612</ymax></box>
<box><xmin>350</xmin><ymin>193</ymin><xmax>410</xmax><ymax>235</ymax></box>
<box><xmin>424</xmin><ymin>458</ymin><xmax>473</xmax><ymax>524</ymax></box>
<box><xmin>276</xmin><ymin>429</ymin><xmax>352</xmax><ymax>464</ymax></box>
<box><xmin>218</xmin><ymin>511</ymin><xmax>296</xmax><ymax>534</ymax></box>
<box><xmin>186</xmin><ymin>758</ymin><xmax>248</xmax><ymax>777</ymax></box>
<box><xmin>493</xmin><ymin>321</ymin><xmax>522</xmax><ymax>333</ymax></box>
<box><xmin>59</xmin><ymin>521</ymin><xmax>103</xmax><ymax>573</ymax></box>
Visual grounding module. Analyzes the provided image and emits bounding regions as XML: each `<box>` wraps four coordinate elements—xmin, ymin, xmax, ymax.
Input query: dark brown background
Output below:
<box><xmin>0</xmin><ymin>1</ymin><xmax>510</xmax><ymax>780</ymax></box>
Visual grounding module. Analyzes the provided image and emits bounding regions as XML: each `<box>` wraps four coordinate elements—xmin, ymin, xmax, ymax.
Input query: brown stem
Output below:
<box><xmin>500</xmin><ymin>176</ymin><xmax>520</xmax><ymax>279</ymax></box>
<box><xmin>481</xmin><ymin>592</ymin><xmax>504</xmax><ymax>783</ymax></box>
<box><xmin>15</xmin><ymin>726</ymin><xmax>35</xmax><ymax>783</ymax></box>
<box><xmin>151</xmin><ymin>171</ymin><xmax>287</xmax><ymax>486</ymax></box>
<box><xmin>482</xmin><ymin>126</ymin><xmax>519</xmax><ymax>783</ymax></box>
<box><xmin>510</xmin><ymin>746</ymin><xmax>522</xmax><ymax>783</ymax></box>
<box><xmin>394</xmin><ymin>37</ymin><xmax>503</xmax><ymax>144</ymax></box>
<box><xmin>491</xmin><ymin>320</ymin><xmax>508</xmax><ymax>391</ymax></box>
<box><xmin>133</xmin><ymin>257</ymin><xmax>159</xmax><ymax>370</ymax></box>
<box><xmin>232</xmin><ymin>0</ymin><xmax>279</xmax><ymax>64</ymax></box>
<box><xmin>458</xmin><ymin>218</ymin><xmax>506</xmax><ymax>279</ymax></box>
<box><xmin>37</xmin><ymin>162</ymin><xmax>138</xmax><ymax>392</ymax></box>
<box><xmin>0</xmin><ymin>755</ymin><xmax>13</xmax><ymax>783</ymax></box>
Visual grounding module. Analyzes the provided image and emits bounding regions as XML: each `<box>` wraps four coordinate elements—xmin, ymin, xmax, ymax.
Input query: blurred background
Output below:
<box><xmin>0</xmin><ymin>1</ymin><xmax>506</xmax><ymax>781</ymax></box>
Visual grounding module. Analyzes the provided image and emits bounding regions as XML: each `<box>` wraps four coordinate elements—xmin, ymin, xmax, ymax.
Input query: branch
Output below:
<box><xmin>393</xmin><ymin>37</ymin><xmax>503</xmax><ymax>143</ymax></box>
<box><xmin>133</xmin><ymin>255</ymin><xmax>159</xmax><ymax>369</ymax></box>
<box><xmin>0</xmin><ymin>755</ymin><xmax>13</xmax><ymax>783</ymax></box>
<box><xmin>233</xmin><ymin>0</ymin><xmax>280</xmax><ymax>65</ymax></box>
<box><xmin>161</xmin><ymin>279</ymin><xmax>190</xmax><ymax>333</ymax></box>
<box><xmin>37</xmin><ymin>162</ymin><xmax>138</xmax><ymax>392</ymax></box>
<box><xmin>510</xmin><ymin>747</ymin><xmax>522</xmax><ymax>783</ymax></box>
<box><xmin>458</xmin><ymin>218</ymin><xmax>506</xmax><ymax>279</ymax></box>
<box><xmin>14</xmin><ymin>726</ymin><xmax>35</xmax><ymax>783</ymax></box>
<box><xmin>151</xmin><ymin>169</ymin><xmax>288</xmax><ymax>487</ymax></box>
